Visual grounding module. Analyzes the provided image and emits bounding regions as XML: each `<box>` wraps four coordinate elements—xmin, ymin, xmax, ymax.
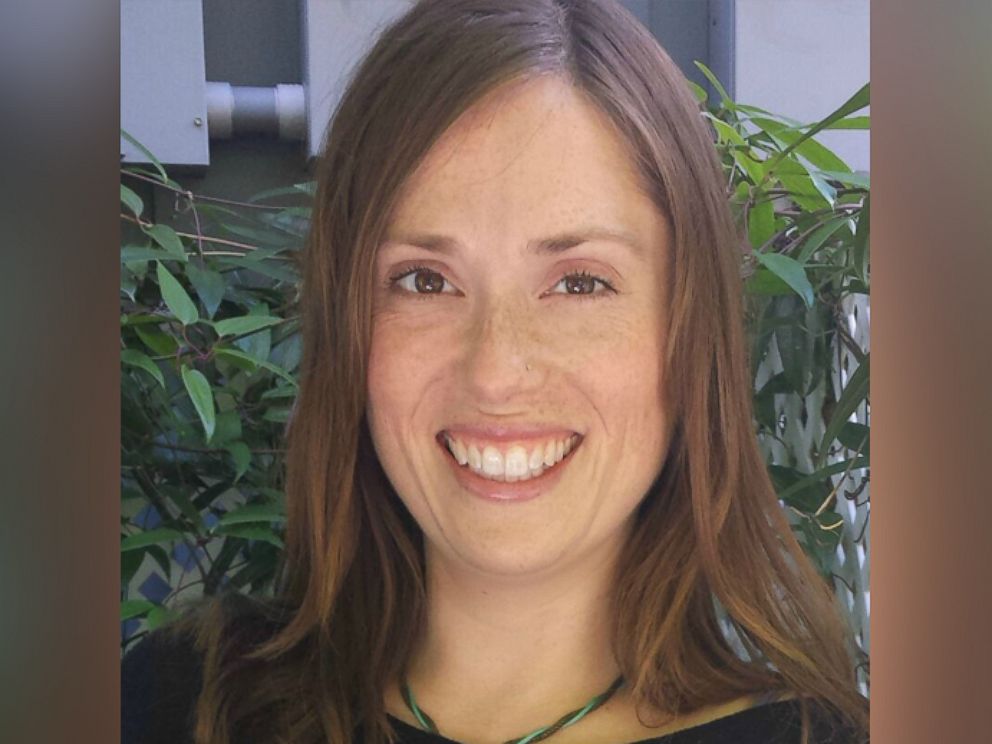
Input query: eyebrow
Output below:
<box><xmin>381</xmin><ymin>226</ymin><xmax>644</xmax><ymax>256</ymax></box>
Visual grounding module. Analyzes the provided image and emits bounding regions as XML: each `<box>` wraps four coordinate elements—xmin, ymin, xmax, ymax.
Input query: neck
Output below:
<box><xmin>396</xmin><ymin>538</ymin><xmax>625</xmax><ymax>741</ymax></box>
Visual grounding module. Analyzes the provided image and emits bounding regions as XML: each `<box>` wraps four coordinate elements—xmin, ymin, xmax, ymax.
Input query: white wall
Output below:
<box><xmin>734</xmin><ymin>0</ymin><xmax>870</xmax><ymax>172</ymax></box>
<box><xmin>302</xmin><ymin>0</ymin><xmax>415</xmax><ymax>158</ymax></box>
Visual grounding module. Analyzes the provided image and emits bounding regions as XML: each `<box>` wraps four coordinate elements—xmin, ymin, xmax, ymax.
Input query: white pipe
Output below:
<box><xmin>205</xmin><ymin>82</ymin><xmax>234</xmax><ymax>139</ymax></box>
<box><xmin>205</xmin><ymin>82</ymin><xmax>306</xmax><ymax>141</ymax></box>
<box><xmin>275</xmin><ymin>83</ymin><xmax>307</xmax><ymax>141</ymax></box>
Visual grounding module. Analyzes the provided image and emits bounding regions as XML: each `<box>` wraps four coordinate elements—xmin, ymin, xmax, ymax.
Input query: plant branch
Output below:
<box><xmin>120</xmin><ymin>213</ymin><xmax>261</xmax><ymax>252</ymax></box>
<box><xmin>122</xmin><ymin>169</ymin><xmax>290</xmax><ymax>211</ymax></box>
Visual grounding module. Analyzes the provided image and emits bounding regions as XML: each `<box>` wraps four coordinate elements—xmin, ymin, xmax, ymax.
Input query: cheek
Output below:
<box><xmin>366</xmin><ymin>310</ymin><xmax>453</xmax><ymax>433</ymax></box>
<box><xmin>559</xmin><ymin>306</ymin><xmax>666</xmax><ymax>398</ymax></box>
<box><xmin>574</xmin><ymin>308</ymin><xmax>669</xmax><ymax>463</ymax></box>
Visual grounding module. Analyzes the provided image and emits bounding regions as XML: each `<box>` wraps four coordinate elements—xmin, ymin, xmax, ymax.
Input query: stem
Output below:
<box><xmin>120</xmin><ymin>213</ymin><xmax>261</xmax><ymax>252</ymax></box>
<box><xmin>122</xmin><ymin>169</ymin><xmax>290</xmax><ymax>210</ymax></box>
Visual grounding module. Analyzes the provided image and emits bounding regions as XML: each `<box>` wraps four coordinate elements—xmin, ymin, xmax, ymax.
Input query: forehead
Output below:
<box><xmin>388</xmin><ymin>76</ymin><xmax>657</xmax><ymax>236</ymax></box>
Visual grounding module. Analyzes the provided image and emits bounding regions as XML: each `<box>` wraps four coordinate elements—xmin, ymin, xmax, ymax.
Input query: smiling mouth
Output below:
<box><xmin>437</xmin><ymin>431</ymin><xmax>582</xmax><ymax>483</ymax></box>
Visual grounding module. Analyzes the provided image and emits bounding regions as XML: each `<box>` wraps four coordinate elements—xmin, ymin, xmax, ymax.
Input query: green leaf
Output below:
<box><xmin>837</xmin><ymin>421</ymin><xmax>870</xmax><ymax>457</ymax></box>
<box><xmin>121</xmin><ymin>129</ymin><xmax>168</xmax><ymax>182</ymax></box>
<box><xmin>120</xmin><ymin>528</ymin><xmax>183</xmax><ymax>552</ymax></box>
<box><xmin>134</xmin><ymin>325</ymin><xmax>179</xmax><ymax>356</ymax></box>
<box><xmin>765</xmin><ymin>83</ymin><xmax>869</xmax><ymax>174</ymax></box>
<box><xmin>121</xmin><ymin>550</ymin><xmax>144</xmax><ymax>586</ymax></box>
<box><xmin>213</xmin><ymin>347</ymin><xmax>298</xmax><ymax>388</ymax></box>
<box><xmin>732</xmin><ymin>150</ymin><xmax>766</xmax><ymax>184</ymax></box>
<box><xmin>270</xmin><ymin>332</ymin><xmax>302</xmax><ymax>374</ymax></box>
<box><xmin>121</xmin><ymin>349</ymin><xmax>165</xmax><ymax>388</ymax></box>
<box><xmin>753</xmin><ymin>253</ymin><xmax>815</xmax><ymax>307</ymax></box>
<box><xmin>751</xmin><ymin>116</ymin><xmax>851</xmax><ymax>174</ymax></box>
<box><xmin>820</xmin><ymin>170</ymin><xmax>870</xmax><ymax>189</ymax></box>
<box><xmin>211</xmin><ymin>410</ymin><xmax>243</xmax><ymax>445</ymax></box>
<box><xmin>215</xmin><ymin>255</ymin><xmax>299</xmax><ymax>283</ymax></box>
<box><xmin>775</xmin><ymin>158</ymin><xmax>832</xmax><ymax>212</ymax></box>
<box><xmin>121</xmin><ymin>599</ymin><xmax>157</xmax><ymax>621</ymax></box>
<box><xmin>260</xmin><ymin>385</ymin><xmax>299</xmax><ymax>400</ymax></box>
<box><xmin>214</xmin><ymin>524</ymin><xmax>285</xmax><ymax>548</ymax></box>
<box><xmin>745</xmin><ymin>267</ymin><xmax>793</xmax><ymax>297</ymax></box>
<box><xmin>226</xmin><ymin>442</ymin><xmax>252</xmax><ymax>481</ymax></box>
<box><xmin>186</xmin><ymin>263</ymin><xmax>226</xmax><ymax>318</ymax></box>
<box><xmin>796</xmin><ymin>216</ymin><xmax>850</xmax><ymax>264</ymax></box>
<box><xmin>818</xmin><ymin>354</ymin><xmax>870</xmax><ymax>466</ymax></box>
<box><xmin>688</xmin><ymin>80</ymin><xmax>707</xmax><ymax>104</ymax></box>
<box><xmin>748</xmin><ymin>199</ymin><xmax>776</xmax><ymax>249</ymax></box>
<box><xmin>121</xmin><ymin>184</ymin><xmax>143</xmax><ymax>217</ymax></box>
<box><xmin>216</xmin><ymin>503</ymin><xmax>286</xmax><ymax>526</ymax></box>
<box><xmin>693</xmin><ymin>61</ymin><xmax>732</xmax><ymax>107</ymax></box>
<box><xmin>156</xmin><ymin>262</ymin><xmax>199</xmax><ymax>325</ymax></box>
<box><xmin>770</xmin><ymin>464</ymin><xmax>832</xmax><ymax>513</ymax></box>
<box><xmin>234</xmin><ymin>304</ymin><xmax>273</xmax><ymax>362</ymax></box>
<box><xmin>823</xmin><ymin>115</ymin><xmax>870</xmax><ymax>130</ymax></box>
<box><xmin>121</xmin><ymin>246</ymin><xmax>175</xmax><ymax>264</ymax></box>
<box><xmin>704</xmin><ymin>113</ymin><xmax>746</xmax><ymax>147</ymax></box>
<box><xmin>146</xmin><ymin>605</ymin><xmax>177</xmax><ymax>630</ymax></box>
<box><xmin>262</xmin><ymin>406</ymin><xmax>292</xmax><ymax>423</ymax></box>
<box><xmin>808</xmin><ymin>170</ymin><xmax>837</xmax><ymax>207</ymax></box>
<box><xmin>145</xmin><ymin>224</ymin><xmax>187</xmax><ymax>261</ymax></box>
<box><xmin>777</xmin><ymin>456</ymin><xmax>869</xmax><ymax>503</ymax></box>
<box><xmin>212</xmin><ymin>315</ymin><xmax>283</xmax><ymax>338</ymax></box>
<box><xmin>181</xmin><ymin>365</ymin><xmax>216</xmax><ymax>442</ymax></box>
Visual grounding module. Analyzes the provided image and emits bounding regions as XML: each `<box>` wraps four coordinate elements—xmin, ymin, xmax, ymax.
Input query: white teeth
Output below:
<box><xmin>505</xmin><ymin>446</ymin><xmax>529</xmax><ymax>479</ymax></box>
<box><xmin>445</xmin><ymin>434</ymin><xmax>579</xmax><ymax>483</ymax></box>
<box><xmin>481</xmin><ymin>446</ymin><xmax>503</xmax><ymax>478</ymax></box>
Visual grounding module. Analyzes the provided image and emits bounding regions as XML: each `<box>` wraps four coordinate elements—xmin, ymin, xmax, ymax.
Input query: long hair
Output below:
<box><xmin>185</xmin><ymin>1</ymin><xmax>868</xmax><ymax>741</ymax></box>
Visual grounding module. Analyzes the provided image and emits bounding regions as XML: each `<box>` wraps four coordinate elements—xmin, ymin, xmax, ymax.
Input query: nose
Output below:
<box><xmin>459</xmin><ymin>296</ymin><xmax>544</xmax><ymax>407</ymax></box>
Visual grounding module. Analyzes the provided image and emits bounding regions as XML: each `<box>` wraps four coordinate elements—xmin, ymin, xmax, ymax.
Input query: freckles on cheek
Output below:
<box><xmin>368</xmin><ymin>312</ymin><xmax>451</xmax><ymax>410</ymax></box>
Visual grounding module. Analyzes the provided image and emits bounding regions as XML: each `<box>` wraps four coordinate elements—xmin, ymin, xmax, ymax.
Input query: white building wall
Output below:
<box><xmin>733</xmin><ymin>0</ymin><xmax>870</xmax><ymax>172</ymax></box>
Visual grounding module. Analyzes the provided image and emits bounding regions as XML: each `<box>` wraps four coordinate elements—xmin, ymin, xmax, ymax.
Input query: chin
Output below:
<box><xmin>443</xmin><ymin>534</ymin><xmax>574</xmax><ymax>578</ymax></box>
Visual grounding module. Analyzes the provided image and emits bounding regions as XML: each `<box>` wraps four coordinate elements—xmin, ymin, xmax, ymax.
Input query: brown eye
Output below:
<box><xmin>550</xmin><ymin>272</ymin><xmax>615</xmax><ymax>297</ymax></box>
<box><xmin>564</xmin><ymin>274</ymin><xmax>597</xmax><ymax>294</ymax></box>
<box><xmin>393</xmin><ymin>267</ymin><xmax>454</xmax><ymax>295</ymax></box>
<box><xmin>414</xmin><ymin>269</ymin><xmax>446</xmax><ymax>293</ymax></box>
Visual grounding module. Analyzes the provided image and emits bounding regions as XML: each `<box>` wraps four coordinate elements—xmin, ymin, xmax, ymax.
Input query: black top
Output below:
<box><xmin>122</xmin><ymin>630</ymin><xmax>860</xmax><ymax>743</ymax></box>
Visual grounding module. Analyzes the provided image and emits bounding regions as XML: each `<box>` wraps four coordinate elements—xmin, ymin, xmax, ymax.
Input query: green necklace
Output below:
<box><xmin>400</xmin><ymin>675</ymin><xmax>624</xmax><ymax>744</ymax></box>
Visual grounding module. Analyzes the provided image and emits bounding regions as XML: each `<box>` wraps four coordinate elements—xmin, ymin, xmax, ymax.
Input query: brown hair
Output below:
<box><xmin>184</xmin><ymin>1</ymin><xmax>868</xmax><ymax>741</ymax></box>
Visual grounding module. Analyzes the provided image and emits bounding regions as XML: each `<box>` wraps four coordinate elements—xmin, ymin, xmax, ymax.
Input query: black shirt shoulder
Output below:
<box><xmin>635</xmin><ymin>697</ymin><xmax>864</xmax><ymax>744</ymax></box>
<box><xmin>123</xmin><ymin>624</ymin><xmax>864</xmax><ymax>744</ymax></box>
<box><xmin>386</xmin><ymin>698</ymin><xmax>864</xmax><ymax>744</ymax></box>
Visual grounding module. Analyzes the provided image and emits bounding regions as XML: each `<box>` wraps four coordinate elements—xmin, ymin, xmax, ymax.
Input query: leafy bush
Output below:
<box><xmin>120</xmin><ymin>133</ymin><xmax>307</xmax><ymax>640</ymax></box>
<box><xmin>120</xmin><ymin>71</ymin><xmax>869</xmax><ymax>652</ymax></box>
<box><xmin>690</xmin><ymin>66</ymin><xmax>870</xmax><ymax>580</ymax></box>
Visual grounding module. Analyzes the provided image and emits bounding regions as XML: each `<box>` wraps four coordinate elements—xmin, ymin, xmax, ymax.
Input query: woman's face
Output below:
<box><xmin>367</xmin><ymin>77</ymin><xmax>672</xmax><ymax>578</ymax></box>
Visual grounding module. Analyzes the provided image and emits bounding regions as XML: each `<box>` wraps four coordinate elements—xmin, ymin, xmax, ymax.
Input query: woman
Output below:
<box><xmin>123</xmin><ymin>0</ymin><xmax>868</xmax><ymax>742</ymax></box>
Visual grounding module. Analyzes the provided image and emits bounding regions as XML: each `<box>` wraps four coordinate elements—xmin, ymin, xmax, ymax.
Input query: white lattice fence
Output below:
<box><xmin>755</xmin><ymin>293</ymin><xmax>870</xmax><ymax>693</ymax></box>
